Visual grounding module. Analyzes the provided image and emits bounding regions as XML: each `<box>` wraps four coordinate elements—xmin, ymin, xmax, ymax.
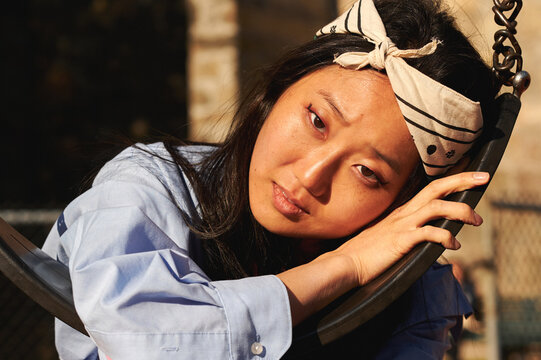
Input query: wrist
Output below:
<box><xmin>329</xmin><ymin>246</ymin><xmax>364</xmax><ymax>287</ymax></box>
<box><xmin>314</xmin><ymin>250</ymin><xmax>360</xmax><ymax>291</ymax></box>
<box><xmin>277</xmin><ymin>250</ymin><xmax>359</xmax><ymax>325</ymax></box>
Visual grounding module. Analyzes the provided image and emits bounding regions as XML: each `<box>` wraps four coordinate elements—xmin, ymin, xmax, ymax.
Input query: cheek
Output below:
<box><xmin>248</xmin><ymin>120</ymin><xmax>288</xmax><ymax>217</ymax></box>
<box><xmin>325</xmin><ymin>159</ymin><xmax>418</xmax><ymax>237</ymax></box>
<box><xmin>249</xmin><ymin>107</ymin><xmax>307</xmax><ymax>178</ymax></box>
<box><xmin>320</xmin><ymin>188</ymin><xmax>396</xmax><ymax>238</ymax></box>
<box><xmin>249</xmin><ymin>129</ymin><xmax>278</xmax><ymax>188</ymax></box>
<box><xmin>252</xmin><ymin>117</ymin><xmax>291</xmax><ymax>160</ymax></box>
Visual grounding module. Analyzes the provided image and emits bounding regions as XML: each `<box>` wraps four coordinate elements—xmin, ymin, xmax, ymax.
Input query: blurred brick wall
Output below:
<box><xmin>237</xmin><ymin>0</ymin><xmax>336</xmax><ymax>84</ymax></box>
<box><xmin>186</xmin><ymin>0</ymin><xmax>239</xmax><ymax>141</ymax></box>
<box><xmin>187</xmin><ymin>0</ymin><xmax>336</xmax><ymax>142</ymax></box>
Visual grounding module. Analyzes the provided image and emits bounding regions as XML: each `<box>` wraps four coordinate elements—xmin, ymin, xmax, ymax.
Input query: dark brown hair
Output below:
<box><xmin>162</xmin><ymin>0</ymin><xmax>498</xmax><ymax>280</ymax></box>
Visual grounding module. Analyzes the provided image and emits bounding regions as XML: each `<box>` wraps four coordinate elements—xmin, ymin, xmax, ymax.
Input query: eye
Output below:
<box><xmin>356</xmin><ymin>165</ymin><xmax>380</xmax><ymax>184</ymax></box>
<box><xmin>308</xmin><ymin>105</ymin><xmax>326</xmax><ymax>133</ymax></box>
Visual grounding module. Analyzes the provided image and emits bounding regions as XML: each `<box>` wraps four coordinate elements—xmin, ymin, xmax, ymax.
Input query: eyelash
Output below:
<box><xmin>307</xmin><ymin>104</ymin><xmax>383</xmax><ymax>187</ymax></box>
<box><xmin>308</xmin><ymin>104</ymin><xmax>326</xmax><ymax>133</ymax></box>
<box><xmin>356</xmin><ymin>165</ymin><xmax>381</xmax><ymax>185</ymax></box>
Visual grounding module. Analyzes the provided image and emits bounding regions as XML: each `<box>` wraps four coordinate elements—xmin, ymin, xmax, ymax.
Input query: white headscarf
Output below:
<box><xmin>316</xmin><ymin>0</ymin><xmax>483</xmax><ymax>176</ymax></box>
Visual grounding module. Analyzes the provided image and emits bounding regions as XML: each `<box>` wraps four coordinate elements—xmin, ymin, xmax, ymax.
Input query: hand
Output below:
<box><xmin>335</xmin><ymin>171</ymin><xmax>490</xmax><ymax>287</ymax></box>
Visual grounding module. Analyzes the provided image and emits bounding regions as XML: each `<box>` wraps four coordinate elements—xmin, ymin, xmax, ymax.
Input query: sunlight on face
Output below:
<box><xmin>248</xmin><ymin>66</ymin><xmax>419</xmax><ymax>240</ymax></box>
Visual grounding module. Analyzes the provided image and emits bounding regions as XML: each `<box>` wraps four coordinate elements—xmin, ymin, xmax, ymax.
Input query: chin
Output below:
<box><xmin>251</xmin><ymin>202</ymin><xmax>359</xmax><ymax>240</ymax></box>
<box><xmin>253</xmin><ymin>213</ymin><xmax>296</xmax><ymax>237</ymax></box>
<box><xmin>256</xmin><ymin>216</ymin><xmax>348</xmax><ymax>240</ymax></box>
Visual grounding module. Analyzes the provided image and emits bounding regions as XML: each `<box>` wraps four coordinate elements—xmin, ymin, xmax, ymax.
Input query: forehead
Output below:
<box><xmin>293</xmin><ymin>65</ymin><xmax>406</xmax><ymax>131</ymax></box>
<box><xmin>288</xmin><ymin>66</ymin><xmax>404</xmax><ymax>126</ymax></box>
<box><xmin>294</xmin><ymin>65</ymin><xmax>393</xmax><ymax>98</ymax></box>
<box><xmin>288</xmin><ymin>65</ymin><xmax>418</xmax><ymax>174</ymax></box>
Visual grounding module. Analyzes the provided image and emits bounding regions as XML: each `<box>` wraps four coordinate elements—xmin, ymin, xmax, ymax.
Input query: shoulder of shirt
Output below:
<box><xmin>88</xmin><ymin>142</ymin><xmax>215</xmax><ymax>212</ymax></box>
<box><xmin>93</xmin><ymin>142</ymin><xmax>214</xmax><ymax>185</ymax></box>
<box><xmin>44</xmin><ymin>143</ymin><xmax>215</xmax><ymax>263</ymax></box>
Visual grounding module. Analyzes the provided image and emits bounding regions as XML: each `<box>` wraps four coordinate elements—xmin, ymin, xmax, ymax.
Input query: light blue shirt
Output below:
<box><xmin>43</xmin><ymin>143</ymin><xmax>472</xmax><ymax>359</ymax></box>
<box><xmin>43</xmin><ymin>143</ymin><xmax>292</xmax><ymax>359</ymax></box>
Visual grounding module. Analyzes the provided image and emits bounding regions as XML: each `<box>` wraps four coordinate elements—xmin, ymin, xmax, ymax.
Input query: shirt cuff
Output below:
<box><xmin>213</xmin><ymin>275</ymin><xmax>292</xmax><ymax>359</ymax></box>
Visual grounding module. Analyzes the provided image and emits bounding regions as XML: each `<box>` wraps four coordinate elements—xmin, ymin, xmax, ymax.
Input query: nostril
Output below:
<box><xmin>295</xmin><ymin>151</ymin><xmax>338</xmax><ymax>199</ymax></box>
<box><xmin>302</xmin><ymin>174</ymin><xmax>331</xmax><ymax>198</ymax></box>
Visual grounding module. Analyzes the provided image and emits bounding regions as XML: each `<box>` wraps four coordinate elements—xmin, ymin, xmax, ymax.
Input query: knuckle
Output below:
<box><xmin>452</xmin><ymin>172</ymin><xmax>468</xmax><ymax>181</ymax></box>
<box><xmin>458</xmin><ymin>203</ymin><xmax>474</xmax><ymax>217</ymax></box>
<box><xmin>422</xmin><ymin>226</ymin><xmax>449</xmax><ymax>240</ymax></box>
<box><xmin>434</xmin><ymin>228</ymin><xmax>451</xmax><ymax>244</ymax></box>
<box><xmin>440</xmin><ymin>230</ymin><xmax>454</xmax><ymax>246</ymax></box>
<box><xmin>425</xmin><ymin>180</ymin><xmax>442</xmax><ymax>194</ymax></box>
<box><xmin>428</xmin><ymin>199</ymin><xmax>443</xmax><ymax>212</ymax></box>
<box><xmin>425</xmin><ymin>176</ymin><xmax>456</xmax><ymax>198</ymax></box>
<box><xmin>420</xmin><ymin>226</ymin><xmax>433</xmax><ymax>238</ymax></box>
<box><xmin>463</xmin><ymin>172</ymin><xmax>475</xmax><ymax>181</ymax></box>
<box><xmin>419</xmin><ymin>225</ymin><xmax>455</xmax><ymax>247</ymax></box>
<box><xmin>443</xmin><ymin>230</ymin><xmax>453</xmax><ymax>242</ymax></box>
<box><xmin>392</xmin><ymin>203</ymin><xmax>411</xmax><ymax>219</ymax></box>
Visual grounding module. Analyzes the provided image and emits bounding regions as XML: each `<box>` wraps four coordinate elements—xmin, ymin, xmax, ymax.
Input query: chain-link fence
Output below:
<box><xmin>492</xmin><ymin>197</ymin><xmax>541</xmax><ymax>358</ymax></box>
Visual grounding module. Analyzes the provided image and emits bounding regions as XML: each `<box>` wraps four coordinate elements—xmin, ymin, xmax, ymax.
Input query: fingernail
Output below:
<box><xmin>454</xmin><ymin>238</ymin><xmax>461</xmax><ymax>250</ymax></box>
<box><xmin>474</xmin><ymin>212</ymin><xmax>483</xmax><ymax>225</ymax></box>
<box><xmin>473</xmin><ymin>172</ymin><xmax>489</xmax><ymax>181</ymax></box>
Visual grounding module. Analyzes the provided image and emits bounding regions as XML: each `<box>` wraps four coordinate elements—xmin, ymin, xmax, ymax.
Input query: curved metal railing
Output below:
<box><xmin>492</xmin><ymin>0</ymin><xmax>530</xmax><ymax>97</ymax></box>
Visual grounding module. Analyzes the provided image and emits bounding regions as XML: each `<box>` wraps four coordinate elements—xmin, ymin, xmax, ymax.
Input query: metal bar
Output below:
<box><xmin>483</xmin><ymin>201</ymin><xmax>502</xmax><ymax>360</ymax></box>
<box><xmin>0</xmin><ymin>209</ymin><xmax>62</xmax><ymax>225</ymax></box>
<box><xmin>490</xmin><ymin>202</ymin><xmax>541</xmax><ymax>212</ymax></box>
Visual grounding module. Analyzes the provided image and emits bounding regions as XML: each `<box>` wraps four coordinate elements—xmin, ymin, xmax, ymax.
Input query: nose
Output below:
<box><xmin>294</xmin><ymin>148</ymin><xmax>341</xmax><ymax>198</ymax></box>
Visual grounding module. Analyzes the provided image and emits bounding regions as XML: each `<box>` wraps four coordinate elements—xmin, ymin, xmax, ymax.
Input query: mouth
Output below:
<box><xmin>272</xmin><ymin>182</ymin><xmax>309</xmax><ymax>216</ymax></box>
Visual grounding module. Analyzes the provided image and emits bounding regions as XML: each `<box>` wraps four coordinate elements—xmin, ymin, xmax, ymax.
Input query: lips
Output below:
<box><xmin>272</xmin><ymin>182</ymin><xmax>308</xmax><ymax>217</ymax></box>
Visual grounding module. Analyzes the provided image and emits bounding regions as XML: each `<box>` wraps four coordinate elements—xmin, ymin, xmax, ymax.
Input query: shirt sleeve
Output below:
<box><xmin>49</xmin><ymin>145</ymin><xmax>292</xmax><ymax>360</ymax></box>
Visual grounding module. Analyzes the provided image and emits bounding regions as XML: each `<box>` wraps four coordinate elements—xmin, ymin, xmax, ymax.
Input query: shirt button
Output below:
<box><xmin>251</xmin><ymin>341</ymin><xmax>264</xmax><ymax>355</ymax></box>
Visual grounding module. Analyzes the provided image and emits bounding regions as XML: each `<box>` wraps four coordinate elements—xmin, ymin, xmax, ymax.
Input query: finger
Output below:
<box><xmin>411</xmin><ymin>226</ymin><xmax>461</xmax><ymax>250</ymax></box>
<box><xmin>407</xmin><ymin>172</ymin><xmax>489</xmax><ymax>209</ymax></box>
<box><xmin>412</xmin><ymin>199</ymin><xmax>483</xmax><ymax>227</ymax></box>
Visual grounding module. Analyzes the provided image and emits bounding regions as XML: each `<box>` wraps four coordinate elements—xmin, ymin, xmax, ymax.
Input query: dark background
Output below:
<box><xmin>1</xmin><ymin>0</ymin><xmax>189</xmax><ymax>208</ymax></box>
<box><xmin>1</xmin><ymin>1</ymin><xmax>189</xmax><ymax>358</ymax></box>
<box><xmin>0</xmin><ymin>1</ymin><xmax>335</xmax><ymax>358</ymax></box>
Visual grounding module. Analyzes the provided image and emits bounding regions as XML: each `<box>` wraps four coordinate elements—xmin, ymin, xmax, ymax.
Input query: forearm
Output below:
<box><xmin>277</xmin><ymin>251</ymin><xmax>358</xmax><ymax>326</ymax></box>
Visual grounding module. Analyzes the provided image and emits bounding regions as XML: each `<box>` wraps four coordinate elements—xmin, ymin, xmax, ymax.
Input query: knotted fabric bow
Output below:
<box><xmin>316</xmin><ymin>0</ymin><xmax>483</xmax><ymax>176</ymax></box>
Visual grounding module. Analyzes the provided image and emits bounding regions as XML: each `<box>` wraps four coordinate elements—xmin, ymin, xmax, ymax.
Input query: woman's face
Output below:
<box><xmin>249</xmin><ymin>66</ymin><xmax>419</xmax><ymax>239</ymax></box>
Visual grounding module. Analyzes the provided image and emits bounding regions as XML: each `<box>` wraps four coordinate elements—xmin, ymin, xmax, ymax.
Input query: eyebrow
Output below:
<box><xmin>317</xmin><ymin>90</ymin><xmax>401</xmax><ymax>176</ymax></box>
<box><xmin>317</xmin><ymin>90</ymin><xmax>348</xmax><ymax>125</ymax></box>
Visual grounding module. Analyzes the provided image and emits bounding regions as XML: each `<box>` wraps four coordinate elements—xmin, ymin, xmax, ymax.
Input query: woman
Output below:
<box><xmin>43</xmin><ymin>0</ymin><xmax>498</xmax><ymax>358</ymax></box>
